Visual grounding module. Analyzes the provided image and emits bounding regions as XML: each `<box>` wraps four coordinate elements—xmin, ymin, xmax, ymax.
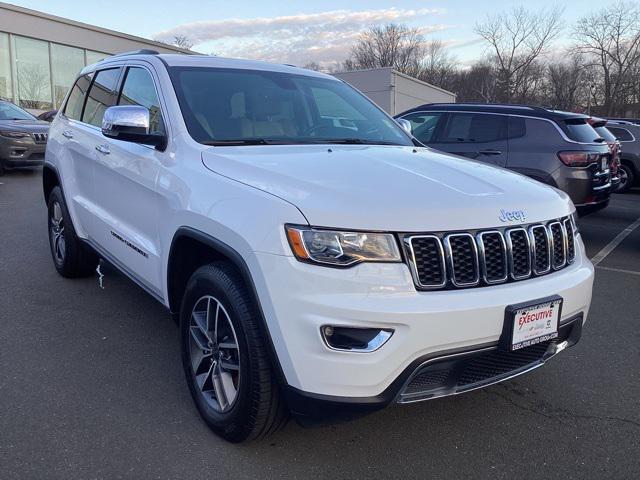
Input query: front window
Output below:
<box><xmin>169</xmin><ymin>67</ymin><xmax>413</xmax><ymax>146</ymax></box>
<box><xmin>0</xmin><ymin>101</ymin><xmax>36</xmax><ymax>121</ymax></box>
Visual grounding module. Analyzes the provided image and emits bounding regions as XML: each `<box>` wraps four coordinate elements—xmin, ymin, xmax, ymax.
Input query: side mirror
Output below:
<box><xmin>396</xmin><ymin>118</ymin><xmax>412</xmax><ymax>135</ymax></box>
<box><xmin>102</xmin><ymin>105</ymin><xmax>166</xmax><ymax>150</ymax></box>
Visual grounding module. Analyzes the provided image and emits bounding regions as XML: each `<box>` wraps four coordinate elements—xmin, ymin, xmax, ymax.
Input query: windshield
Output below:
<box><xmin>169</xmin><ymin>67</ymin><xmax>413</xmax><ymax>146</ymax></box>
<box><xmin>0</xmin><ymin>102</ymin><xmax>36</xmax><ymax>121</ymax></box>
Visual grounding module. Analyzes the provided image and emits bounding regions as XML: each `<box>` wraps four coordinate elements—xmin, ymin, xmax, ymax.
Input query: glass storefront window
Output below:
<box><xmin>12</xmin><ymin>35</ymin><xmax>53</xmax><ymax>110</ymax></box>
<box><xmin>0</xmin><ymin>33</ymin><xmax>12</xmax><ymax>101</ymax></box>
<box><xmin>51</xmin><ymin>43</ymin><xmax>85</xmax><ymax>108</ymax></box>
<box><xmin>85</xmin><ymin>50</ymin><xmax>108</xmax><ymax>65</ymax></box>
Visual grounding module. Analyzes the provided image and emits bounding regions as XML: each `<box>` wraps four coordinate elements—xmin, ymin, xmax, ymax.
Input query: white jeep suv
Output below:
<box><xmin>43</xmin><ymin>51</ymin><xmax>594</xmax><ymax>442</ymax></box>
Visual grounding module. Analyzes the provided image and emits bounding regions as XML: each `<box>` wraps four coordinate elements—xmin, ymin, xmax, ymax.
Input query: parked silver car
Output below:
<box><xmin>0</xmin><ymin>100</ymin><xmax>49</xmax><ymax>175</ymax></box>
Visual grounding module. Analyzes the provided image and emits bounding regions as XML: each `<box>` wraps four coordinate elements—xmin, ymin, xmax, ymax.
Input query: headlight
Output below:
<box><xmin>285</xmin><ymin>225</ymin><xmax>401</xmax><ymax>267</ymax></box>
<box><xmin>0</xmin><ymin>130</ymin><xmax>30</xmax><ymax>138</ymax></box>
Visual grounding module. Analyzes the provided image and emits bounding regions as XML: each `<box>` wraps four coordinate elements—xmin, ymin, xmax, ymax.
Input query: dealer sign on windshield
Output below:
<box><xmin>510</xmin><ymin>298</ymin><xmax>562</xmax><ymax>350</ymax></box>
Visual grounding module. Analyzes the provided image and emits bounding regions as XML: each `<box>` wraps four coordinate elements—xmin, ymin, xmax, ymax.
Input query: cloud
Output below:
<box><xmin>153</xmin><ymin>8</ymin><xmax>452</xmax><ymax>69</ymax></box>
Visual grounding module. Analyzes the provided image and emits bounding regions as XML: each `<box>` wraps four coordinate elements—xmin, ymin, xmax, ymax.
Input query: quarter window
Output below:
<box><xmin>118</xmin><ymin>67</ymin><xmax>165</xmax><ymax>135</ymax></box>
<box><xmin>608</xmin><ymin>127</ymin><xmax>634</xmax><ymax>142</ymax></box>
<box><xmin>82</xmin><ymin>68</ymin><xmax>121</xmax><ymax>127</ymax></box>
<box><xmin>401</xmin><ymin>112</ymin><xmax>442</xmax><ymax>143</ymax></box>
<box><xmin>439</xmin><ymin>113</ymin><xmax>507</xmax><ymax>143</ymax></box>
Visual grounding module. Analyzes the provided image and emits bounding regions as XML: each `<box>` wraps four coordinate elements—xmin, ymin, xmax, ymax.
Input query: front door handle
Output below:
<box><xmin>479</xmin><ymin>149</ymin><xmax>502</xmax><ymax>155</ymax></box>
<box><xmin>95</xmin><ymin>144</ymin><xmax>110</xmax><ymax>155</ymax></box>
<box><xmin>62</xmin><ymin>130</ymin><xmax>73</xmax><ymax>139</ymax></box>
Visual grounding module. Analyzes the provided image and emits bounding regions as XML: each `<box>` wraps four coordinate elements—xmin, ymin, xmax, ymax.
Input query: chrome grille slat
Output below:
<box><xmin>506</xmin><ymin>228</ymin><xmax>531</xmax><ymax>280</ymax></box>
<box><xmin>477</xmin><ymin>231</ymin><xmax>508</xmax><ymax>284</ymax></box>
<box><xmin>405</xmin><ymin>235</ymin><xmax>446</xmax><ymax>289</ymax></box>
<box><xmin>529</xmin><ymin>225</ymin><xmax>551</xmax><ymax>275</ymax></box>
<box><xmin>563</xmin><ymin>218</ymin><xmax>576</xmax><ymax>263</ymax></box>
<box><xmin>444</xmin><ymin>233</ymin><xmax>480</xmax><ymax>287</ymax></box>
<box><xmin>549</xmin><ymin>222</ymin><xmax>567</xmax><ymax>269</ymax></box>
<box><xmin>404</xmin><ymin>216</ymin><xmax>575</xmax><ymax>291</ymax></box>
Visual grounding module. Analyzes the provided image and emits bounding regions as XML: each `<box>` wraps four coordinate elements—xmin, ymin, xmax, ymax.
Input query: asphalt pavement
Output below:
<box><xmin>1</xmin><ymin>170</ymin><xmax>639</xmax><ymax>480</ymax></box>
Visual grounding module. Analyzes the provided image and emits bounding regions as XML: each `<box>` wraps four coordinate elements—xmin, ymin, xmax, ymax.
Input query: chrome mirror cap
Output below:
<box><xmin>396</xmin><ymin>118</ymin><xmax>412</xmax><ymax>135</ymax></box>
<box><xmin>102</xmin><ymin>105</ymin><xmax>150</xmax><ymax>135</ymax></box>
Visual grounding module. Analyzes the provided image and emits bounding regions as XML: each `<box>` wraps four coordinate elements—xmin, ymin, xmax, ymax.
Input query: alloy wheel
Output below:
<box><xmin>50</xmin><ymin>201</ymin><xmax>66</xmax><ymax>263</ymax></box>
<box><xmin>189</xmin><ymin>295</ymin><xmax>241</xmax><ymax>413</ymax></box>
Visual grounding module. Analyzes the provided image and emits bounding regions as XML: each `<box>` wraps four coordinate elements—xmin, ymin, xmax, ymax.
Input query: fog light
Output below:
<box><xmin>321</xmin><ymin>326</ymin><xmax>393</xmax><ymax>353</ymax></box>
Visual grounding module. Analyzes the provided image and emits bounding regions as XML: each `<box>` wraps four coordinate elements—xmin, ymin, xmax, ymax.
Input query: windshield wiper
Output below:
<box><xmin>323</xmin><ymin>138</ymin><xmax>401</xmax><ymax>145</ymax></box>
<box><xmin>203</xmin><ymin>138</ymin><xmax>274</xmax><ymax>146</ymax></box>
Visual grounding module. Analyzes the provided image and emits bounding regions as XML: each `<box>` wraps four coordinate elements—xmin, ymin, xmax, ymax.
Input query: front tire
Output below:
<box><xmin>47</xmin><ymin>186</ymin><xmax>99</xmax><ymax>277</ymax></box>
<box><xmin>180</xmin><ymin>263</ymin><xmax>287</xmax><ymax>442</ymax></box>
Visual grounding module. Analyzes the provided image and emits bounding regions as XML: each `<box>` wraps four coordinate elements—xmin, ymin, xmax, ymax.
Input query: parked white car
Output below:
<box><xmin>43</xmin><ymin>51</ymin><xmax>594</xmax><ymax>442</ymax></box>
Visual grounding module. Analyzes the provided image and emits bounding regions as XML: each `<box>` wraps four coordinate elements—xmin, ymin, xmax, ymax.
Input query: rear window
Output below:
<box><xmin>608</xmin><ymin>126</ymin><xmax>635</xmax><ymax>142</ymax></box>
<box><xmin>563</xmin><ymin>119</ymin><xmax>600</xmax><ymax>143</ymax></box>
<box><xmin>593</xmin><ymin>126</ymin><xmax>616</xmax><ymax>142</ymax></box>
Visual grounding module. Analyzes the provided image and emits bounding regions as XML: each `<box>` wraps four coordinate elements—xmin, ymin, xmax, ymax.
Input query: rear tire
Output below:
<box><xmin>47</xmin><ymin>186</ymin><xmax>99</xmax><ymax>277</ymax></box>
<box><xmin>617</xmin><ymin>164</ymin><xmax>635</xmax><ymax>193</ymax></box>
<box><xmin>0</xmin><ymin>159</ymin><xmax>5</xmax><ymax>176</ymax></box>
<box><xmin>180</xmin><ymin>262</ymin><xmax>288</xmax><ymax>442</ymax></box>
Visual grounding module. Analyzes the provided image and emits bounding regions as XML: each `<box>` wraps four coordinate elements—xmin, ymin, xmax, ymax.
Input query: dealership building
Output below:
<box><xmin>0</xmin><ymin>1</ymin><xmax>189</xmax><ymax>112</ymax></box>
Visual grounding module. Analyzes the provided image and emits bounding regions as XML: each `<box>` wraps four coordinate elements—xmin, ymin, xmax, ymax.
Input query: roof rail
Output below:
<box><xmin>112</xmin><ymin>49</ymin><xmax>160</xmax><ymax>57</ymax></box>
<box><xmin>426</xmin><ymin>102</ymin><xmax>550</xmax><ymax>111</ymax></box>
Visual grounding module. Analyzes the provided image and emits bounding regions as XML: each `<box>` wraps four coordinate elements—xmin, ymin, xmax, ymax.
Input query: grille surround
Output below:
<box><xmin>404</xmin><ymin>216</ymin><xmax>577</xmax><ymax>291</ymax></box>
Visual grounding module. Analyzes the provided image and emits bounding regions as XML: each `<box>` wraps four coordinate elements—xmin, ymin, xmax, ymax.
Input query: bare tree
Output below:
<box><xmin>452</xmin><ymin>61</ymin><xmax>498</xmax><ymax>103</ymax></box>
<box><xmin>302</xmin><ymin>62</ymin><xmax>322</xmax><ymax>71</ymax></box>
<box><xmin>172</xmin><ymin>34</ymin><xmax>194</xmax><ymax>50</ymax></box>
<box><xmin>157</xmin><ymin>34</ymin><xmax>194</xmax><ymax>50</ymax></box>
<box><xmin>544</xmin><ymin>54</ymin><xmax>590</xmax><ymax>110</ymax></box>
<box><xmin>573</xmin><ymin>1</ymin><xmax>640</xmax><ymax>115</ymax></box>
<box><xmin>418</xmin><ymin>40</ymin><xmax>458</xmax><ymax>90</ymax></box>
<box><xmin>343</xmin><ymin>24</ymin><xmax>426</xmax><ymax>77</ymax></box>
<box><xmin>475</xmin><ymin>6</ymin><xmax>564</xmax><ymax>102</ymax></box>
<box><xmin>17</xmin><ymin>64</ymin><xmax>51</xmax><ymax>109</ymax></box>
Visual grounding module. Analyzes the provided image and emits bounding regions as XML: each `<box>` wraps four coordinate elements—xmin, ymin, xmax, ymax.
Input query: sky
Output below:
<box><xmin>8</xmin><ymin>0</ymin><xmax>611</xmax><ymax>69</ymax></box>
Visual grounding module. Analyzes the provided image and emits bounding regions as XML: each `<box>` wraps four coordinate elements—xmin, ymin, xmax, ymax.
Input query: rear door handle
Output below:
<box><xmin>62</xmin><ymin>130</ymin><xmax>73</xmax><ymax>139</ymax></box>
<box><xmin>95</xmin><ymin>144</ymin><xmax>110</xmax><ymax>155</ymax></box>
<box><xmin>479</xmin><ymin>149</ymin><xmax>502</xmax><ymax>155</ymax></box>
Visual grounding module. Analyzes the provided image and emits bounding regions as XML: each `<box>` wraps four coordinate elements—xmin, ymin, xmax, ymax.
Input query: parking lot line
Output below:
<box><xmin>596</xmin><ymin>265</ymin><xmax>640</xmax><ymax>277</ymax></box>
<box><xmin>589</xmin><ymin>215</ymin><xmax>640</xmax><ymax>266</ymax></box>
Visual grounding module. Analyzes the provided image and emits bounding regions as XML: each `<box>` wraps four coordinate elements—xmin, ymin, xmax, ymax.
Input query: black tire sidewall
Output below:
<box><xmin>180</xmin><ymin>266</ymin><xmax>255</xmax><ymax>440</ymax></box>
<box><xmin>620</xmin><ymin>164</ymin><xmax>635</xmax><ymax>192</ymax></box>
<box><xmin>47</xmin><ymin>187</ymin><xmax>70</xmax><ymax>272</ymax></box>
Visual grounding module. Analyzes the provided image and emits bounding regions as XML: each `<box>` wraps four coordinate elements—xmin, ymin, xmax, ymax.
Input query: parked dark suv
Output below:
<box><xmin>606</xmin><ymin>121</ymin><xmax>640</xmax><ymax>192</ymax></box>
<box><xmin>0</xmin><ymin>100</ymin><xmax>49</xmax><ymax>175</ymax></box>
<box><xmin>396</xmin><ymin>104</ymin><xmax>612</xmax><ymax>215</ymax></box>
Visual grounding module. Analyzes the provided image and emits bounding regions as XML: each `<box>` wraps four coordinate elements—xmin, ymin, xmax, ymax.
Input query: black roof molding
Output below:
<box><xmin>112</xmin><ymin>49</ymin><xmax>160</xmax><ymax>57</ymax></box>
<box><xmin>396</xmin><ymin>103</ymin><xmax>590</xmax><ymax>121</ymax></box>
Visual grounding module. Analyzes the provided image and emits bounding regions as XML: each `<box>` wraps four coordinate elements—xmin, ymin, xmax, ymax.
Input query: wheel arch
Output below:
<box><xmin>42</xmin><ymin>162</ymin><xmax>61</xmax><ymax>204</ymax></box>
<box><xmin>167</xmin><ymin>226</ymin><xmax>287</xmax><ymax>385</ymax></box>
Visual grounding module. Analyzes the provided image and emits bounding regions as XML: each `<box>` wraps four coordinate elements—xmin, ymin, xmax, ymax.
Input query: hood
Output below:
<box><xmin>202</xmin><ymin>145</ymin><xmax>574</xmax><ymax>232</ymax></box>
<box><xmin>0</xmin><ymin>119</ymin><xmax>50</xmax><ymax>133</ymax></box>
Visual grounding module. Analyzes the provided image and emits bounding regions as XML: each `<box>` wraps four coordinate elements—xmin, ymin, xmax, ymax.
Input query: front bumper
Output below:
<box><xmin>284</xmin><ymin>315</ymin><xmax>583</xmax><ymax>424</ymax></box>
<box><xmin>255</xmin><ymin>235</ymin><xmax>593</xmax><ymax>404</ymax></box>
<box><xmin>0</xmin><ymin>137</ymin><xmax>46</xmax><ymax>167</ymax></box>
